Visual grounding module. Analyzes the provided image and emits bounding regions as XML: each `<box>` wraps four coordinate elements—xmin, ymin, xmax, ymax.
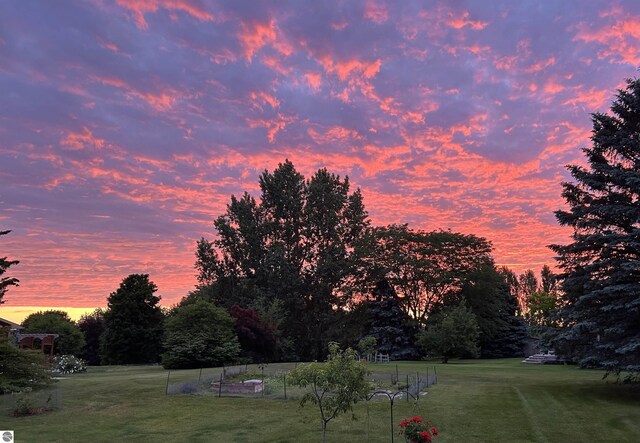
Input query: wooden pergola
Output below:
<box><xmin>16</xmin><ymin>333</ymin><xmax>59</xmax><ymax>359</ymax></box>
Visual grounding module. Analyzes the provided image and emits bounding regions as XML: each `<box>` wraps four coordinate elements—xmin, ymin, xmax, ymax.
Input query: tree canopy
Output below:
<box><xmin>417</xmin><ymin>302</ymin><xmax>480</xmax><ymax>363</ymax></box>
<box><xmin>365</xmin><ymin>224</ymin><xmax>494</xmax><ymax>327</ymax></box>
<box><xmin>22</xmin><ymin>310</ymin><xmax>85</xmax><ymax>356</ymax></box>
<box><xmin>101</xmin><ymin>274</ymin><xmax>164</xmax><ymax>364</ymax></box>
<box><xmin>196</xmin><ymin>160</ymin><xmax>369</xmax><ymax>360</ymax></box>
<box><xmin>162</xmin><ymin>300</ymin><xmax>239</xmax><ymax>369</ymax></box>
<box><xmin>551</xmin><ymin>78</ymin><xmax>640</xmax><ymax>381</ymax></box>
<box><xmin>78</xmin><ymin>309</ymin><xmax>105</xmax><ymax>365</ymax></box>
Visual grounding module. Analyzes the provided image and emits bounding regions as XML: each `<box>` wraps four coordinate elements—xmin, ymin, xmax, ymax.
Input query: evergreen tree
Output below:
<box><xmin>361</xmin><ymin>279</ymin><xmax>418</xmax><ymax>360</ymax></box>
<box><xmin>101</xmin><ymin>274</ymin><xmax>164</xmax><ymax>364</ymax></box>
<box><xmin>462</xmin><ymin>265</ymin><xmax>528</xmax><ymax>358</ymax></box>
<box><xmin>551</xmin><ymin>78</ymin><xmax>640</xmax><ymax>381</ymax></box>
<box><xmin>0</xmin><ymin>229</ymin><xmax>19</xmax><ymax>305</ymax></box>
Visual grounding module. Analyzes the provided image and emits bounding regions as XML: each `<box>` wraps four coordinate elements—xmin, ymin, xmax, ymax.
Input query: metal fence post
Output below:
<box><xmin>283</xmin><ymin>373</ymin><xmax>287</xmax><ymax>400</ymax></box>
<box><xmin>165</xmin><ymin>371</ymin><xmax>170</xmax><ymax>395</ymax></box>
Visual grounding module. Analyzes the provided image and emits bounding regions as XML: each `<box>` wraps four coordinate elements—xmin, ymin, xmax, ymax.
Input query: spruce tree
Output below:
<box><xmin>362</xmin><ymin>279</ymin><xmax>418</xmax><ymax>360</ymax></box>
<box><xmin>551</xmin><ymin>78</ymin><xmax>640</xmax><ymax>381</ymax></box>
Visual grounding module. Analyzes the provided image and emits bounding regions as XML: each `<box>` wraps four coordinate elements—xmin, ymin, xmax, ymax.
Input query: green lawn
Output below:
<box><xmin>3</xmin><ymin>359</ymin><xmax>639</xmax><ymax>442</ymax></box>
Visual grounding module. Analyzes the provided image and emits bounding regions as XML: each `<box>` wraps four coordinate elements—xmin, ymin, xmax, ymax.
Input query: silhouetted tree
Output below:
<box><xmin>365</xmin><ymin>225</ymin><xmax>494</xmax><ymax>326</ymax></box>
<box><xmin>196</xmin><ymin>160</ymin><xmax>369</xmax><ymax>360</ymax></box>
<box><xmin>361</xmin><ymin>279</ymin><xmax>418</xmax><ymax>360</ymax></box>
<box><xmin>101</xmin><ymin>274</ymin><xmax>164</xmax><ymax>364</ymax></box>
<box><xmin>461</xmin><ymin>265</ymin><xmax>528</xmax><ymax>358</ymax></box>
<box><xmin>78</xmin><ymin>309</ymin><xmax>105</xmax><ymax>365</ymax></box>
<box><xmin>0</xmin><ymin>229</ymin><xmax>19</xmax><ymax>305</ymax></box>
<box><xmin>551</xmin><ymin>78</ymin><xmax>640</xmax><ymax>381</ymax></box>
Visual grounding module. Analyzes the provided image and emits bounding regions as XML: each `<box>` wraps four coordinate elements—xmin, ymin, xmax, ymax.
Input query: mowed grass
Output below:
<box><xmin>3</xmin><ymin>359</ymin><xmax>640</xmax><ymax>442</ymax></box>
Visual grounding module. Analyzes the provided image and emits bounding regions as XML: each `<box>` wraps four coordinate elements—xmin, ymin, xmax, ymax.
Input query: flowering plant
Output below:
<box><xmin>399</xmin><ymin>416</ymin><xmax>439</xmax><ymax>442</ymax></box>
<box><xmin>52</xmin><ymin>355</ymin><xmax>87</xmax><ymax>374</ymax></box>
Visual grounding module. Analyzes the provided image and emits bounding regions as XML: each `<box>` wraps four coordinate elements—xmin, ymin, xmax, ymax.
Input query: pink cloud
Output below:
<box><xmin>60</xmin><ymin>127</ymin><xmax>105</xmax><ymax>150</ymax></box>
<box><xmin>446</xmin><ymin>10</ymin><xmax>488</xmax><ymax>30</ymax></box>
<box><xmin>115</xmin><ymin>0</ymin><xmax>214</xmax><ymax>30</ymax></box>
<box><xmin>364</xmin><ymin>0</ymin><xmax>389</xmax><ymax>24</ymax></box>
<box><xmin>573</xmin><ymin>12</ymin><xmax>640</xmax><ymax>65</ymax></box>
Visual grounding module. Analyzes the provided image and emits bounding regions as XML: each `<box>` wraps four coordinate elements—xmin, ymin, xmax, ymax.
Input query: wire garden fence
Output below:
<box><xmin>165</xmin><ymin>362</ymin><xmax>439</xmax><ymax>442</ymax></box>
<box><xmin>1</xmin><ymin>386</ymin><xmax>62</xmax><ymax>417</ymax></box>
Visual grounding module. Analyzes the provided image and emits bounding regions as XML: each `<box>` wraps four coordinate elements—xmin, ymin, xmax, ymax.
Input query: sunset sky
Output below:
<box><xmin>1</xmin><ymin>0</ymin><xmax>640</xmax><ymax>322</ymax></box>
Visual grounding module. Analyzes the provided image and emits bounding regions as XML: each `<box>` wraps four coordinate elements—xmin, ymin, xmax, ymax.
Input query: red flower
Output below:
<box><xmin>399</xmin><ymin>419</ymin><xmax>408</xmax><ymax>428</ymax></box>
<box><xmin>420</xmin><ymin>430</ymin><xmax>432</xmax><ymax>442</ymax></box>
<box><xmin>431</xmin><ymin>427</ymin><xmax>439</xmax><ymax>436</ymax></box>
<box><xmin>411</xmin><ymin>416</ymin><xmax>423</xmax><ymax>423</ymax></box>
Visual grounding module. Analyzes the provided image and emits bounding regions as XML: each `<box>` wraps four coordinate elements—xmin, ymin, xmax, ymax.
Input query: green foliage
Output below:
<box><xmin>0</xmin><ymin>330</ymin><xmax>51</xmax><ymax>393</ymax></box>
<box><xmin>101</xmin><ymin>274</ymin><xmax>164</xmax><ymax>364</ymax></box>
<box><xmin>525</xmin><ymin>290</ymin><xmax>559</xmax><ymax>327</ymax></box>
<box><xmin>550</xmin><ymin>78</ymin><xmax>640</xmax><ymax>380</ymax></box>
<box><xmin>162</xmin><ymin>300</ymin><xmax>240</xmax><ymax>369</ymax></box>
<box><xmin>357</xmin><ymin>336</ymin><xmax>377</xmax><ymax>357</ymax></box>
<box><xmin>0</xmin><ymin>229</ymin><xmax>19</xmax><ymax>304</ymax></box>
<box><xmin>288</xmin><ymin>343</ymin><xmax>371</xmax><ymax>442</ymax></box>
<box><xmin>22</xmin><ymin>310</ymin><xmax>85</xmax><ymax>356</ymax></box>
<box><xmin>417</xmin><ymin>302</ymin><xmax>480</xmax><ymax>363</ymax></box>
<box><xmin>78</xmin><ymin>308</ymin><xmax>105</xmax><ymax>365</ymax></box>
<box><xmin>13</xmin><ymin>389</ymin><xmax>35</xmax><ymax>416</ymax></box>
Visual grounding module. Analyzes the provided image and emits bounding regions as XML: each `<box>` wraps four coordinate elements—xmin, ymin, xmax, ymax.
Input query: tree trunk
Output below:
<box><xmin>322</xmin><ymin>420</ymin><xmax>327</xmax><ymax>443</ymax></box>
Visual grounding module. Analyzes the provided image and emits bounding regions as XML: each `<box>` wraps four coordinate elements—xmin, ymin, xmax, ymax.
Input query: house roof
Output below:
<box><xmin>0</xmin><ymin>316</ymin><xmax>23</xmax><ymax>330</ymax></box>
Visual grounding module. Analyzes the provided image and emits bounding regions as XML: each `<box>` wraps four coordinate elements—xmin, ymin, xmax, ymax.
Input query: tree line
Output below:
<box><xmin>2</xmin><ymin>77</ymin><xmax>639</xmax><ymax>384</ymax></box>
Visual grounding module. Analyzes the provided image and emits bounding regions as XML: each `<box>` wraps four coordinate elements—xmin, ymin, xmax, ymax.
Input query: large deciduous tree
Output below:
<box><xmin>550</xmin><ymin>78</ymin><xmax>640</xmax><ymax>381</ymax></box>
<box><xmin>196</xmin><ymin>160</ymin><xmax>369</xmax><ymax>360</ymax></box>
<box><xmin>101</xmin><ymin>274</ymin><xmax>164</xmax><ymax>364</ymax></box>
<box><xmin>0</xmin><ymin>229</ymin><xmax>19</xmax><ymax>305</ymax></box>
<box><xmin>366</xmin><ymin>224</ymin><xmax>494</xmax><ymax>326</ymax></box>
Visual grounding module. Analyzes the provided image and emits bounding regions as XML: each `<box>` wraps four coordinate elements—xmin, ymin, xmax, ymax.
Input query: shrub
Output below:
<box><xmin>52</xmin><ymin>355</ymin><xmax>87</xmax><ymax>374</ymax></box>
<box><xmin>0</xmin><ymin>330</ymin><xmax>51</xmax><ymax>393</ymax></box>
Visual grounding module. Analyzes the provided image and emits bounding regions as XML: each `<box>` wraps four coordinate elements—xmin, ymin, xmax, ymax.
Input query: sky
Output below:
<box><xmin>1</xmin><ymin>0</ymin><xmax>640</xmax><ymax>322</ymax></box>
